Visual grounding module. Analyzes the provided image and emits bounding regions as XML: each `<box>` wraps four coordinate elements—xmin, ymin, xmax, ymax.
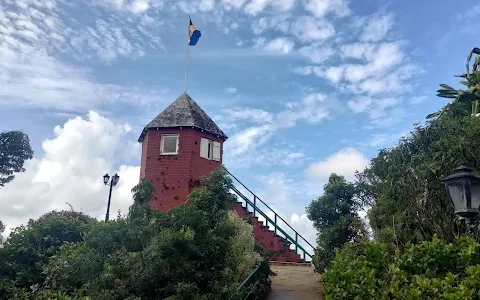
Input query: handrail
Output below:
<box><xmin>226</xmin><ymin>169</ymin><xmax>315</xmax><ymax>256</ymax></box>
<box><xmin>236</xmin><ymin>264</ymin><xmax>261</xmax><ymax>292</ymax></box>
<box><xmin>232</xmin><ymin>264</ymin><xmax>261</xmax><ymax>299</ymax></box>
<box><xmin>231</xmin><ymin>185</ymin><xmax>313</xmax><ymax>261</ymax></box>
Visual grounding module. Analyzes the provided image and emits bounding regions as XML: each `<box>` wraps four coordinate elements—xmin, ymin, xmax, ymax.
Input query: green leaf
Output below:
<box><xmin>437</xmin><ymin>89</ymin><xmax>458</xmax><ymax>94</ymax></box>
<box><xmin>426</xmin><ymin>111</ymin><xmax>441</xmax><ymax>119</ymax></box>
<box><xmin>439</xmin><ymin>84</ymin><xmax>456</xmax><ymax>91</ymax></box>
<box><xmin>436</xmin><ymin>94</ymin><xmax>457</xmax><ymax>99</ymax></box>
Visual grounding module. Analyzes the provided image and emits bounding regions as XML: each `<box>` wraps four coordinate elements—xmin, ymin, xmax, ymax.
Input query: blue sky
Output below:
<box><xmin>1</xmin><ymin>0</ymin><xmax>479</xmax><ymax>246</ymax></box>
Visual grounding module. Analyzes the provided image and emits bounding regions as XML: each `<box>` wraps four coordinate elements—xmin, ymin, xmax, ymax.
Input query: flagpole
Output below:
<box><xmin>184</xmin><ymin>15</ymin><xmax>190</xmax><ymax>94</ymax></box>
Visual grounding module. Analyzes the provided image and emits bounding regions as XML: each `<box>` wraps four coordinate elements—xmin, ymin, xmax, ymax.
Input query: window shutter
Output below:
<box><xmin>200</xmin><ymin>138</ymin><xmax>209</xmax><ymax>158</ymax></box>
<box><xmin>213</xmin><ymin>141</ymin><xmax>221</xmax><ymax>161</ymax></box>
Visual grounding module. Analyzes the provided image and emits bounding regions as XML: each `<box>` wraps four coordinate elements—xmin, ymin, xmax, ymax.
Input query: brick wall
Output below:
<box><xmin>139</xmin><ymin>127</ymin><xmax>224</xmax><ymax>211</ymax></box>
<box><xmin>190</xmin><ymin>130</ymin><xmax>224</xmax><ymax>181</ymax></box>
<box><xmin>139</xmin><ymin>131</ymin><xmax>148</xmax><ymax>180</ymax></box>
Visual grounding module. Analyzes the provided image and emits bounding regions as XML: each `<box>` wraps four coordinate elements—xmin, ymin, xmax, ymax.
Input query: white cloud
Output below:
<box><xmin>290</xmin><ymin>213</ymin><xmax>316</xmax><ymax>254</ymax></box>
<box><xmin>291</xmin><ymin>12</ymin><xmax>418</xmax><ymax>128</ymax></box>
<box><xmin>275</xmin><ymin>0</ymin><xmax>297</xmax><ymax>11</ymax></box>
<box><xmin>226</xmin><ymin>93</ymin><xmax>330</xmax><ymax>157</ymax></box>
<box><xmin>225</xmin><ymin>145</ymin><xmax>306</xmax><ymax>168</ymax></box>
<box><xmin>0</xmin><ymin>112</ymin><xmax>139</xmax><ymax>234</ymax></box>
<box><xmin>318</xmin><ymin>42</ymin><xmax>416</xmax><ymax>96</ymax></box>
<box><xmin>350</xmin><ymin>97</ymin><xmax>398</xmax><ymax>116</ymax></box>
<box><xmin>340</xmin><ymin>43</ymin><xmax>375</xmax><ymax>59</ymax></box>
<box><xmin>244</xmin><ymin>0</ymin><xmax>296</xmax><ymax>15</ymax></box>
<box><xmin>306</xmin><ymin>147</ymin><xmax>369</xmax><ymax>181</ymax></box>
<box><xmin>263</xmin><ymin>37</ymin><xmax>295</xmax><ymax>54</ymax></box>
<box><xmin>0</xmin><ymin>1</ymin><xmax>164</xmax><ymax>112</ymax></box>
<box><xmin>176</xmin><ymin>0</ymin><xmax>217</xmax><ymax>12</ymax></box>
<box><xmin>347</xmin><ymin>96</ymin><xmax>404</xmax><ymax>127</ymax></box>
<box><xmin>358</xmin><ymin>132</ymin><xmax>405</xmax><ymax>148</ymax></box>
<box><xmin>457</xmin><ymin>4</ymin><xmax>480</xmax><ymax>19</ymax></box>
<box><xmin>1</xmin><ymin>0</ymin><xmax>163</xmax><ymax>63</ymax></box>
<box><xmin>364</xmin><ymin>133</ymin><xmax>389</xmax><ymax>147</ymax></box>
<box><xmin>303</xmin><ymin>0</ymin><xmax>350</xmax><ymax>18</ymax></box>
<box><xmin>410</xmin><ymin>95</ymin><xmax>427</xmax><ymax>105</ymax></box>
<box><xmin>228</xmin><ymin>125</ymin><xmax>273</xmax><ymax>156</ymax></box>
<box><xmin>222</xmin><ymin>0</ymin><xmax>248</xmax><ymax>10</ymax></box>
<box><xmin>294</xmin><ymin>65</ymin><xmax>324</xmax><ymax>77</ymax></box>
<box><xmin>347</xmin><ymin>97</ymin><xmax>372</xmax><ymax>113</ymax></box>
<box><xmin>0</xmin><ymin>50</ymin><xmax>163</xmax><ymax>111</ymax></box>
<box><xmin>199</xmin><ymin>0</ymin><xmax>215</xmax><ymax>11</ymax></box>
<box><xmin>322</xmin><ymin>66</ymin><xmax>345</xmax><ymax>83</ymax></box>
<box><xmin>360</xmin><ymin>14</ymin><xmax>394</xmax><ymax>42</ymax></box>
<box><xmin>225</xmin><ymin>87</ymin><xmax>238</xmax><ymax>94</ymax></box>
<box><xmin>293</xmin><ymin>66</ymin><xmax>315</xmax><ymax>75</ymax></box>
<box><xmin>215</xmin><ymin>107</ymin><xmax>273</xmax><ymax>125</ymax></box>
<box><xmin>291</xmin><ymin>16</ymin><xmax>335</xmax><ymax>42</ymax></box>
<box><xmin>298</xmin><ymin>45</ymin><xmax>334</xmax><ymax>63</ymax></box>
<box><xmin>129</xmin><ymin>0</ymin><xmax>152</xmax><ymax>13</ymax></box>
<box><xmin>253</xmin><ymin>37</ymin><xmax>266</xmax><ymax>47</ymax></box>
<box><xmin>251</xmin><ymin>15</ymin><xmax>291</xmax><ymax>35</ymax></box>
<box><xmin>244</xmin><ymin>0</ymin><xmax>271</xmax><ymax>14</ymax></box>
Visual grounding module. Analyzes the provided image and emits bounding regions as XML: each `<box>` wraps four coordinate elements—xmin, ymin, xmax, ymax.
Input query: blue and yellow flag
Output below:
<box><xmin>188</xmin><ymin>18</ymin><xmax>201</xmax><ymax>46</ymax></box>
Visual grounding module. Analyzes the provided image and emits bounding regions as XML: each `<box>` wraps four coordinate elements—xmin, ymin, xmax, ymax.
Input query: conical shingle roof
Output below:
<box><xmin>138</xmin><ymin>93</ymin><xmax>228</xmax><ymax>142</ymax></box>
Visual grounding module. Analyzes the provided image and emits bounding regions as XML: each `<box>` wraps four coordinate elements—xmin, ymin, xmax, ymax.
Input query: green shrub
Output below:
<box><xmin>324</xmin><ymin>237</ymin><xmax>480</xmax><ymax>300</ymax></box>
<box><xmin>1</xmin><ymin>167</ymin><xmax>271</xmax><ymax>300</ymax></box>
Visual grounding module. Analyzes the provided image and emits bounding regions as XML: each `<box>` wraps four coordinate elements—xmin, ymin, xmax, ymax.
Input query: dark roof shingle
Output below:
<box><xmin>138</xmin><ymin>93</ymin><xmax>227</xmax><ymax>142</ymax></box>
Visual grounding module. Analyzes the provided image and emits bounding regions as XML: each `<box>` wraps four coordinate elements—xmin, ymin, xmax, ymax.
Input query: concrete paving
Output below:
<box><xmin>266</xmin><ymin>263</ymin><xmax>323</xmax><ymax>300</ymax></box>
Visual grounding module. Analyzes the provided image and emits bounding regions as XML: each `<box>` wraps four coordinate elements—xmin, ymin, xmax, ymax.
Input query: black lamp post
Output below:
<box><xmin>104</xmin><ymin>173</ymin><xmax>120</xmax><ymax>222</ymax></box>
<box><xmin>442</xmin><ymin>164</ymin><xmax>480</xmax><ymax>233</ymax></box>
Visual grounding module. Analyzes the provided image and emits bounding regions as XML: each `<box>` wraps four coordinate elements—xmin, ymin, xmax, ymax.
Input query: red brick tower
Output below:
<box><xmin>138</xmin><ymin>93</ymin><xmax>228</xmax><ymax>211</ymax></box>
<box><xmin>138</xmin><ymin>93</ymin><xmax>308</xmax><ymax>262</ymax></box>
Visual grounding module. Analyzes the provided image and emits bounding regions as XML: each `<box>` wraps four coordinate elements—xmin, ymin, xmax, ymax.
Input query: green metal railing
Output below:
<box><xmin>226</xmin><ymin>169</ymin><xmax>314</xmax><ymax>262</ymax></box>
<box><xmin>231</xmin><ymin>264</ymin><xmax>262</xmax><ymax>300</ymax></box>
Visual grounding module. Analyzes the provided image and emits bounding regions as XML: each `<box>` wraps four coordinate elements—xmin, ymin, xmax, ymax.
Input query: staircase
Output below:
<box><xmin>226</xmin><ymin>170</ymin><xmax>314</xmax><ymax>263</ymax></box>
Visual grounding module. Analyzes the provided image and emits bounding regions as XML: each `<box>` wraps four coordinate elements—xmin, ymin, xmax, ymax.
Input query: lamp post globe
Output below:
<box><xmin>442</xmin><ymin>164</ymin><xmax>480</xmax><ymax>231</ymax></box>
<box><xmin>112</xmin><ymin>173</ymin><xmax>120</xmax><ymax>186</ymax></box>
<box><xmin>103</xmin><ymin>173</ymin><xmax>110</xmax><ymax>185</ymax></box>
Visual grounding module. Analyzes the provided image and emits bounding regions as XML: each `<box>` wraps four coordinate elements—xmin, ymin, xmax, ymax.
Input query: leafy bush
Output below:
<box><xmin>324</xmin><ymin>237</ymin><xmax>480</xmax><ymax>299</ymax></box>
<box><xmin>0</xmin><ymin>210</ymin><xmax>95</xmax><ymax>296</ymax></box>
<box><xmin>1</xmin><ymin>167</ymin><xmax>271</xmax><ymax>299</ymax></box>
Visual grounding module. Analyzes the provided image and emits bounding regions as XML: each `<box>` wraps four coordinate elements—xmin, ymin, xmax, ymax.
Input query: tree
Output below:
<box><xmin>0</xmin><ymin>131</ymin><xmax>34</xmax><ymax>187</ymax></box>
<box><xmin>306</xmin><ymin>174</ymin><xmax>367</xmax><ymax>273</ymax></box>
<box><xmin>0</xmin><ymin>220</ymin><xmax>4</xmax><ymax>246</ymax></box>
<box><xmin>0</xmin><ymin>210</ymin><xmax>95</xmax><ymax>294</ymax></box>
<box><xmin>428</xmin><ymin>47</ymin><xmax>480</xmax><ymax>119</ymax></box>
<box><xmin>356</xmin><ymin>116</ymin><xmax>480</xmax><ymax>247</ymax></box>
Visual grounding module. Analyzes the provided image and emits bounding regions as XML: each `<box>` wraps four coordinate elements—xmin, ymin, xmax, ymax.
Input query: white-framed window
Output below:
<box><xmin>160</xmin><ymin>134</ymin><xmax>179</xmax><ymax>155</ymax></box>
<box><xmin>200</xmin><ymin>137</ymin><xmax>221</xmax><ymax>161</ymax></box>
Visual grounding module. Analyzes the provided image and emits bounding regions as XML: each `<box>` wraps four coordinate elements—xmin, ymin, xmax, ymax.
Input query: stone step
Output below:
<box><xmin>234</xmin><ymin>202</ymin><xmax>303</xmax><ymax>263</ymax></box>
